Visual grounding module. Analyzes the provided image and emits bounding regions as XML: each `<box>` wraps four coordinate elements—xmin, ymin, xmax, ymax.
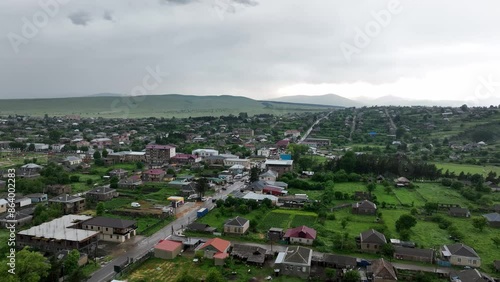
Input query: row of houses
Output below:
<box><xmin>15</xmin><ymin>215</ymin><xmax>137</xmax><ymax>256</ymax></box>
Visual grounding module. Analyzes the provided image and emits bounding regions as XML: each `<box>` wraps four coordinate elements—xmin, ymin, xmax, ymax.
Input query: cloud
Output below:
<box><xmin>103</xmin><ymin>10</ymin><xmax>114</xmax><ymax>21</ymax></box>
<box><xmin>161</xmin><ymin>0</ymin><xmax>198</xmax><ymax>4</ymax></box>
<box><xmin>68</xmin><ymin>11</ymin><xmax>92</xmax><ymax>26</ymax></box>
<box><xmin>232</xmin><ymin>0</ymin><xmax>258</xmax><ymax>6</ymax></box>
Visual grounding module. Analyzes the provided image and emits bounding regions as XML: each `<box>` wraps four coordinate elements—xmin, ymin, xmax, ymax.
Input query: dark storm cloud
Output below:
<box><xmin>68</xmin><ymin>11</ymin><xmax>92</xmax><ymax>26</ymax></box>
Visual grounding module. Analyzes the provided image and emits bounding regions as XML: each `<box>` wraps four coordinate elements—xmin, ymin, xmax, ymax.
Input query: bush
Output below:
<box><xmin>327</xmin><ymin>213</ymin><xmax>336</xmax><ymax>220</ymax></box>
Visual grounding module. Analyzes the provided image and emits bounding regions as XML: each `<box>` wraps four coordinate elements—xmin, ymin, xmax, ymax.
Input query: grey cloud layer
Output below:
<box><xmin>0</xmin><ymin>0</ymin><xmax>499</xmax><ymax>102</ymax></box>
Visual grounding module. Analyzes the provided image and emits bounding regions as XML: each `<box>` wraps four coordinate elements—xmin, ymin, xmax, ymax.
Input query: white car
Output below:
<box><xmin>131</xmin><ymin>202</ymin><xmax>141</xmax><ymax>208</ymax></box>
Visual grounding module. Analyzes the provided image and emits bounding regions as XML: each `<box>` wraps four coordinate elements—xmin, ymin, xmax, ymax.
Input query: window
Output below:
<box><xmin>110</xmin><ymin>235</ymin><xmax>112</xmax><ymax>238</ymax></box>
<box><xmin>366</xmin><ymin>244</ymin><xmax>370</xmax><ymax>248</ymax></box>
<box><xmin>457</xmin><ymin>258</ymin><xmax>461</xmax><ymax>262</ymax></box>
<box><xmin>473</xmin><ymin>260</ymin><xmax>476</xmax><ymax>265</ymax></box>
<box><xmin>106</xmin><ymin>228</ymin><xmax>108</xmax><ymax>231</ymax></box>
<box><xmin>374</xmin><ymin>245</ymin><xmax>378</xmax><ymax>249</ymax></box>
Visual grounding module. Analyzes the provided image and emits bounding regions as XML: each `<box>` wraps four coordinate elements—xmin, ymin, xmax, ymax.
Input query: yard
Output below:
<box><xmin>125</xmin><ymin>256</ymin><xmax>303</xmax><ymax>282</ymax></box>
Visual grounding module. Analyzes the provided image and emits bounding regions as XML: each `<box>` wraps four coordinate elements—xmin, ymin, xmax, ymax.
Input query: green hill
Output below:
<box><xmin>0</xmin><ymin>94</ymin><xmax>336</xmax><ymax>118</ymax></box>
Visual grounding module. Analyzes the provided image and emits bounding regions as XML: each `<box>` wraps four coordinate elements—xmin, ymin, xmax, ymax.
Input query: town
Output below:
<box><xmin>0</xmin><ymin>105</ymin><xmax>500</xmax><ymax>282</ymax></box>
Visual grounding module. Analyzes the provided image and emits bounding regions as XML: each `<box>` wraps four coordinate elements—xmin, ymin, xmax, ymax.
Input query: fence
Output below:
<box><xmin>114</xmin><ymin>250</ymin><xmax>154</xmax><ymax>279</ymax></box>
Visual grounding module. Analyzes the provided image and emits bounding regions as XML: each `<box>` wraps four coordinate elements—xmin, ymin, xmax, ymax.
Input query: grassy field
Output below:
<box><xmin>125</xmin><ymin>256</ymin><xmax>304</xmax><ymax>282</ymax></box>
<box><xmin>415</xmin><ymin>183</ymin><xmax>475</xmax><ymax>208</ymax></box>
<box><xmin>432</xmin><ymin>162</ymin><xmax>500</xmax><ymax>176</ymax></box>
<box><xmin>0</xmin><ymin>95</ymin><xmax>334</xmax><ymax>118</ymax></box>
<box><xmin>0</xmin><ymin>152</ymin><xmax>48</xmax><ymax>168</ymax></box>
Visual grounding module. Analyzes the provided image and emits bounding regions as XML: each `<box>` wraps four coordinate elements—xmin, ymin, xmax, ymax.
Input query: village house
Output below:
<box><xmin>352</xmin><ymin>200</ymin><xmax>377</xmax><ymax>215</ymax></box>
<box><xmin>192</xmin><ymin>149</ymin><xmax>219</xmax><ymax>158</ymax></box>
<box><xmin>450</xmin><ymin>269</ymin><xmax>496</xmax><ymax>282</ymax></box>
<box><xmin>368</xmin><ymin>258</ymin><xmax>398</xmax><ymax>281</ymax></box>
<box><xmin>62</xmin><ymin>156</ymin><xmax>82</xmax><ymax>166</ymax></box>
<box><xmin>284</xmin><ymin>225</ymin><xmax>317</xmax><ymax>245</ymax></box>
<box><xmin>15</xmin><ymin>197</ymin><xmax>32</xmax><ymax>208</ymax></box>
<box><xmin>223</xmin><ymin>158</ymin><xmax>251</xmax><ymax>169</ymax></box>
<box><xmin>143</xmin><ymin>169</ymin><xmax>166</xmax><ymax>182</ymax></box>
<box><xmin>199</xmin><ymin>238</ymin><xmax>231</xmax><ymax>265</ymax></box>
<box><xmin>482</xmin><ymin>212</ymin><xmax>500</xmax><ymax>228</ymax></box>
<box><xmin>302</xmin><ymin>138</ymin><xmax>331</xmax><ymax>147</ymax></box>
<box><xmin>90</xmin><ymin>138</ymin><xmax>112</xmax><ymax>149</ymax></box>
<box><xmin>45</xmin><ymin>184</ymin><xmax>72</xmax><ymax>195</ymax></box>
<box><xmin>230</xmin><ymin>244</ymin><xmax>268</xmax><ymax>266</ymax></box>
<box><xmin>118</xmin><ymin>175</ymin><xmax>143</xmax><ymax>189</ymax></box>
<box><xmin>224</xmin><ymin>216</ymin><xmax>250</xmax><ymax>235</ymax></box>
<box><xmin>0</xmin><ymin>211</ymin><xmax>33</xmax><ymax>228</ymax></box>
<box><xmin>49</xmin><ymin>194</ymin><xmax>86</xmax><ymax>214</ymax></box>
<box><xmin>25</xmin><ymin>193</ymin><xmax>48</xmax><ymax>203</ymax></box>
<box><xmin>259</xmin><ymin>170</ymin><xmax>278</xmax><ymax>182</ymax></box>
<box><xmin>82</xmin><ymin>217</ymin><xmax>137</xmax><ymax>243</ymax></box>
<box><xmin>109</xmin><ymin>169</ymin><xmax>128</xmax><ymax>179</ymax></box>
<box><xmin>171</xmin><ymin>153</ymin><xmax>201</xmax><ymax>164</ymax></box>
<box><xmin>393</xmin><ymin>246</ymin><xmax>434</xmax><ymax>263</ymax></box>
<box><xmin>186</xmin><ymin>222</ymin><xmax>217</xmax><ymax>233</ymax></box>
<box><xmin>441</xmin><ymin>243</ymin><xmax>481</xmax><ymax>267</ymax></box>
<box><xmin>448</xmin><ymin>207</ymin><xmax>471</xmax><ymax>218</ymax></box>
<box><xmin>275</xmin><ymin>246</ymin><xmax>313</xmax><ymax>279</ymax></box>
<box><xmin>265</xmin><ymin>159</ymin><xmax>293</xmax><ymax>175</ymax></box>
<box><xmin>275</xmin><ymin>139</ymin><xmax>290</xmax><ymax>150</ymax></box>
<box><xmin>20</xmin><ymin>163</ymin><xmax>43</xmax><ymax>175</ymax></box>
<box><xmin>395</xmin><ymin>176</ymin><xmax>411</xmax><ymax>187</ymax></box>
<box><xmin>359</xmin><ymin>229</ymin><xmax>387</xmax><ymax>253</ymax></box>
<box><xmin>86</xmin><ymin>186</ymin><xmax>119</xmax><ymax>201</ymax></box>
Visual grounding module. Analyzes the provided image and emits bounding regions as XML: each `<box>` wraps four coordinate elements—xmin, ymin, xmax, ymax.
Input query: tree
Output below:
<box><xmin>492</xmin><ymin>236</ymin><xmax>500</xmax><ymax>248</ymax></box>
<box><xmin>341</xmin><ymin>218</ymin><xmax>349</xmax><ymax>229</ymax></box>
<box><xmin>343</xmin><ymin>270</ymin><xmax>361</xmax><ymax>282</ymax></box>
<box><xmin>472</xmin><ymin>216</ymin><xmax>488</xmax><ymax>231</ymax></box>
<box><xmin>366</xmin><ymin>182</ymin><xmax>376</xmax><ymax>197</ymax></box>
<box><xmin>28</xmin><ymin>143</ymin><xmax>36</xmax><ymax>152</ymax></box>
<box><xmin>384</xmin><ymin>186</ymin><xmax>392</xmax><ymax>194</ymax></box>
<box><xmin>101</xmin><ymin>149</ymin><xmax>108</xmax><ymax>158</ymax></box>
<box><xmin>205</xmin><ymin>268</ymin><xmax>224</xmax><ymax>282</ymax></box>
<box><xmin>63</xmin><ymin>249</ymin><xmax>80</xmax><ymax>277</ymax></box>
<box><xmin>250</xmin><ymin>167</ymin><xmax>260</xmax><ymax>182</ymax></box>
<box><xmin>96</xmin><ymin>202</ymin><xmax>105</xmax><ymax>216</ymax></box>
<box><xmin>196</xmin><ymin>178</ymin><xmax>209</xmax><ymax>198</ymax></box>
<box><xmin>424</xmin><ymin>202</ymin><xmax>438</xmax><ymax>215</ymax></box>
<box><xmin>325</xmin><ymin>268</ymin><xmax>337</xmax><ymax>280</ymax></box>
<box><xmin>395</xmin><ymin>214</ymin><xmax>417</xmax><ymax>232</ymax></box>
<box><xmin>0</xmin><ymin>247</ymin><xmax>50</xmax><ymax>282</ymax></box>
<box><xmin>381</xmin><ymin>243</ymin><xmax>395</xmax><ymax>257</ymax></box>
<box><xmin>136</xmin><ymin>162</ymin><xmax>144</xmax><ymax>170</ymax></box>
<box><xmin>93</xmin><ymin>151</ymin><xmax>101</xmax><ymax>160</ymax></box>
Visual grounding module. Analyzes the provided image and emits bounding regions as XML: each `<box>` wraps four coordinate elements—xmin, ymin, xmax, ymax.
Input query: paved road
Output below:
<box><xmin>88</xmin><ymin>181</ymin><xmax>245</xmax><ymax>282</ymax></box>
<box><xmin>298</xmin><ymin>111</ymin><xmax>332</xmax><ymax>144</ymax></box>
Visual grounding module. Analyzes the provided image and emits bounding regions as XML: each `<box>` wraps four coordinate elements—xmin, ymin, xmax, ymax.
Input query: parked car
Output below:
<box><xmin>131</xmin><ymin>202</ymin><xmax>141</xmax><ymax>208</ymax></box>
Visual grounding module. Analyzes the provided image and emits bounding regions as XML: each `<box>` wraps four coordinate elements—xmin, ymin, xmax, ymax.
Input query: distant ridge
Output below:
<box><xmin>0</xmin><ymin>94</ymin><xmax>334</xmax><ymax>118</ymax></box>
<box><xmin>270</xmin><ymin>94</ymin><xmax>364</xmax><ymax>107</ymax></box>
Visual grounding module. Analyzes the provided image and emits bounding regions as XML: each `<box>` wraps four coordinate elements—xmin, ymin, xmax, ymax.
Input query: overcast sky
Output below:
<box><xmin>1</xmin><ymin>0</ymin><xmax>500</xmax><ymax>104</ymax></box>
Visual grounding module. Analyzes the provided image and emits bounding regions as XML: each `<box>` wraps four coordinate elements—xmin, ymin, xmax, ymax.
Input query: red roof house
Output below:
<box><xmin>284</xmin><ymin>225</ymin><xmax>317</xmax><ymax>245</ymax></box>
<box><xmin>200</xmin><ymin>238</ymin><xmax>231</xmax><ymax>260</ymax></box>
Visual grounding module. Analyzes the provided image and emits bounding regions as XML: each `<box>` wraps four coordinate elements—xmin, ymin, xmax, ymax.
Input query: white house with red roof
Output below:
<box><xmin>284</xmin><ymin>225</ymin><xmax>317</xmax><ymax>245</ymax></box>
<box><xmin>199</xmin><ymin>238</ymin><xmax>230</xmax><ymax>265</ymax></box>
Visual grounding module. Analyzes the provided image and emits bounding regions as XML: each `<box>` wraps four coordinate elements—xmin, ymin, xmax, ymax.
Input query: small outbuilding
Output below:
<box><xmin>154</xmin><ymin>240</ymin><xmax>183</xmax><ymax>259</ymax></box>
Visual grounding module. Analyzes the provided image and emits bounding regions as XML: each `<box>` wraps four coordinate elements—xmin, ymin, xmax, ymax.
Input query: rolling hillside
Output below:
<box><xmin>270</xmin><ymin>94</ymin><xmax>364</xmax><ymax>107</ymax></box>
<box><xmin>0</xmin><ymin>94</ymin><xmax>336</xmax><ymax>118</ymax></box>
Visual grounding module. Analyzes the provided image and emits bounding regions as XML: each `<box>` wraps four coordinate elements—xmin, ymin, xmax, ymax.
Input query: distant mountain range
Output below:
<box><xmin>270</xmin><ymin>94</ymin><xmax>470</xmax><ymax>107</ymax></box>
